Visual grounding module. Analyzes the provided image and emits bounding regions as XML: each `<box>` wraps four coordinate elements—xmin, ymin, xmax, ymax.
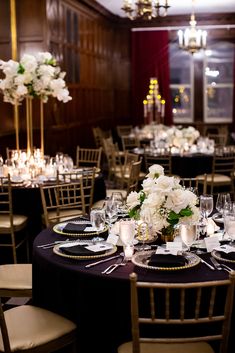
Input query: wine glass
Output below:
<box><xmin>224</xmin><ymin>213</ymin><xmax>235</xmax><ymax>242</ymax></box>
<box><xmin>105</xmin><ymin>198</ymin><xmax>118</xmax><ymax>227</ymax></box>
<box><xmin>111</xmin><ymin>192</ymin><xmax>124</xmax><ymax>212</ymax></box>
<box><xmin>180</xmin><ymin>223</ymin><xmax>197</xmax><ymax>251</ymax></box>
<box><xmin>216</xmin><ymin>193</ymin><xmax>231</xmax><ymax>217</ymax></box>
<box><xmin>90</xmin><ymin>208</ymin><xmax>106</xmax><ymax>232</ymax></box>
<box><xmin>200</xmin><ymin>194</ymin><xmax>213</xmax><ymax>220</ymax></box>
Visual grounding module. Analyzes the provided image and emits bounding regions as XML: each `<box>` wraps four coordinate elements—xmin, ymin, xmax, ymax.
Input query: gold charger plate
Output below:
<box><xmin>211</xmin><ymin>249</ymin><xmax>235</xmax><ymax>263</ymax></box>
<box><xmin>53</xmin><ymin>221</ymin><xmax>108</xmax><ymax>238</ymax></box>
<box><xmin>132</xmin><ymin>250</ymin><xmax>200</xmax><ymax>271</ymax></box>
<box><xmin>53</xmin><ymin>241</ymin><xmax>117</xmax><ymax>260</ymax></box>
<box><xmin>212</xmin><ymin>213</ymin><xmax>224</xmax><ymax>224</ymax></box>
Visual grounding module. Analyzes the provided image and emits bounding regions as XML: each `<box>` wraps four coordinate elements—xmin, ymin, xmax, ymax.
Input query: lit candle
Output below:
<box><xmin>124</xmin><ymin>245</ymin><xmax>134</xmax><ymax>260</ymax></box>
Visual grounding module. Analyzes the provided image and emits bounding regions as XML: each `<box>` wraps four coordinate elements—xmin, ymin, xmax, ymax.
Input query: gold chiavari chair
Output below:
<box><xmin>76</xmin><ymin>146</ymin><xmax>102</xmax><ymax>169</ymax></box>
<box><xmin>0</xmin><ymin>264</ymin><xmax>32</xmax><ymax>298</ymax></box>
<box><xmin>118</xmin><ymin>271</ymin><xmax>235</xmax><ymax>353</ymax></box>
<box><xmin>0</xmin><ymin>293</ymin><xmax>77</xmax><ymax>353</ymax></box>
<box><xmin>180</xmin><ymin>174</ymin><xmax>207</xmax><ymax>195</ymax></box>
<box><xmin>0</xmin><ymin>175</ymin><xmax>29</xmax><ymax>263</ymax></box>
<box><xmin>144</xmin><ymin>150</ymin><xmax>173</xmax><ymax>176</ymax></box>
<box><xmin>102</xmin><ymin>137</ymin><xmax>123</xmax><ymax>181</ymax></box>
<box><xmin>121</xmin><ymin>135</ymin><xmax>140</xmax><ymax>151</ymax></box>
<box><xmin>207</xmin><ymin>133</ymin><xmax>227</xmax><ymax>146</ymax></box>
<box><xmin>57</xmin><ymin>168</ymin><xmax>96</xmax><ymax>214</ymax></box>
<box><xmin>196</xmin><ymin>145</ymin><xmax>235</xmax><ymax>196</ymax></box>
<box><xmin>40</xmin><ymin>181</ymin><xmax>86</xmax><ymax>228</ymax></box>
<box><xmin>116</xmin><ymin>125</ymin><xmax>133</xmax><ymax>138</ymax></box>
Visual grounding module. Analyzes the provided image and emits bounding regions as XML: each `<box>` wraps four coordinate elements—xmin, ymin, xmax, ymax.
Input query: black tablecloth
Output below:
<box><xmin>32</xmin><ymin>228</ymin><xmax>235</xmax><ymax>353</ymax></box>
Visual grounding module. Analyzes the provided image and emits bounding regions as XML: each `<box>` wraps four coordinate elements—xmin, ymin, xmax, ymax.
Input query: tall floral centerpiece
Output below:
<box><xmin>0</xmin><ymin>52</ymin><xmax>71</xmax><ymax>155</ymax></box>
<box><xmin>126</xmin><ymin>164</ymin><xmax>199</xmax><ymax>242</ymax></box>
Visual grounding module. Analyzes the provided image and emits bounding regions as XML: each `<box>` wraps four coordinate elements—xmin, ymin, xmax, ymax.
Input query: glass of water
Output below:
<box><xmin>90</xmin><ymin>208</ymin><xmax>106</xmax><ymax>232</ymax></box>
<box><xmin>200</xmin><ymin>194</ymin><xmax>214</xmax><ymax>219</ymax></box>
<box><xmin>179</xmin><ymin>222</ymin><xmax>197</xmax><ymax>251</ymax></box>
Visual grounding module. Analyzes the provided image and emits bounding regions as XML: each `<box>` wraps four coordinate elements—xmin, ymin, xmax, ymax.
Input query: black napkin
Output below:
<box><xmin>217</xmin><ymin>251</ymin><xmax>235</xmax><ymax>261</ymax></box>
<box><xmin>148</xmin><ymin>254</ymin><xmax>187</xmax><ymax>268</ymax></box>
<box><xmin>60</xmin><ymin>244</ymin><xmax>106</xmax><ymax>256</ymax></box>
<box><xmin>63</xmin><ymin>223</ymin><xmax>89</xmax><ymax>233</ymax></box>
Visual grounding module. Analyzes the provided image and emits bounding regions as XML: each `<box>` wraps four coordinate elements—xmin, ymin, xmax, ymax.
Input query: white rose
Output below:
<box><xmin>142</xmin><ymin>192</ymin><xmax>164</xmax><ymax>209</ymax></box>
<box><xmin>36</xmin><ymin>52</ymin><xmax>53</xmax><ymax>63</ymax></box>
<box><xmin>21</xmin><ymin>54</ymin><xmax>37</xmax><ymax>73</ymax></box>
<box><xmin>165</xmin><ymin>189</ymin><xmax>193</xmax><ymax>214</ymax></box>
<box><xmin>146</xmin><ymin>164</ymin><xmax>164</xmax><ymax>179</ymax></box>
<box><xmin>155</xmin><ymin>175</ymin><xmax>175</xmax><ymax>194</ymax></box>
<box><xmin>142</xmin><ymin>178</ymin><xmax>157</xmax><ymax>195</ymax></box>
<box><xmin>126</xmin><ymin>191</ymin><xmax>140</xmax><ymax>210</ymax></box>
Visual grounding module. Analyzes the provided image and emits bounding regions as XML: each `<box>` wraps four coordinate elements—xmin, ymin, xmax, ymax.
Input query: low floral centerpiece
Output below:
<box><xmin>126</xmin><ymin>164</ymin><xmax>199</xmax><ymax>242</ymax></box>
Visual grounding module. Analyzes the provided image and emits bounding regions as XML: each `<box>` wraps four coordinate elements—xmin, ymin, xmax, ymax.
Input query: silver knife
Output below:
<box><xmin>200</xmin><ymin>258</ymin><xmax>215</xmax><ymax>270</ymax></box>
<box><xmin>85</xmin><ymin>254</ymin><xmax>121</xmax><ymax>268</ymax></box>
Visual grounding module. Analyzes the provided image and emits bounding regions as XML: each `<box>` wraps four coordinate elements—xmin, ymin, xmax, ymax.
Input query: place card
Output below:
<box><xmin>84</xmin><ymin>226</ymin><xmax>98</xmax><ymax>232</ymax></box>
<box><xmin>204</xmin><ymin>235</ymin><xmax>220</xmax><ymax>253</ymax></box>
<box><xmin>106</xmin><ymin>233</ymin><xmax>119</xmax><ymax>245</ymax></box>
<box><xmin>85</xmin><ymin>243</ymin><xmax>113</xmax><ymax>253</ymax></box>
<box><xmin>166</xmin><ymin>241</ymin><xmax>183</xmax><ymax>255</ymax></box>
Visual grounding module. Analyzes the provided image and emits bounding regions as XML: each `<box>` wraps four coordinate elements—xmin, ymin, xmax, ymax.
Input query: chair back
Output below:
<box><xmin>117</xmin><ymin>125</ymin><xmax>133</xmax><ymax>137</ymax></box>
<box><xmin>180</xmin><ymin>174</ymin><xmax>207</xmax><ymax>194</ymax></box>
<box><xmin>126</xmin><ymin>159</ymin><xmax>142</xmax><ymax>194</ymax></box>
<box><xmin>40</xmin><ymin>181</ymin><xmax>85</xmax><ymax>227</ymax></box>
<box><xmin>92</xmin><ymin>127</ymin><xmax>103</xmax><ymax>148</ymax></box>
<box><xmin>211</xmin><ymin>146</ymin><xmax>235</xmax><ymax>194</ymax></box>
<box><xmin>0</xmin><ymin>175</ymin><xmax>13</xmax><ymax>231</ymax></box>
<box><xmin>144</xmin><ymin>150</ymin><xmax>172</xmax><ymax>175</ymax></box>
<box><xmin>76</xmin><ymin>146</ymin><xmax>102</xmax><ymax>169</ymax></box>
<box><xmin>121</xmin><ymin>135</ymin><xmax>140</xmax><ymax>151</ymax></box>
<box><xmin>129</xmin><ymin>271</ymin><xmax>235</xmax><ymax>353</ymax></box>
<box><xmin>102</xmin><ymin>137</ymin><xmax>122</xmax><ymax>180</ymax></box>
<box><xmin>207</xmin><ymin>133</ymin><xmax>227</xmax><ymax>146</ymax></box>
<box><xmin>57</xmin><ymin>168</ymin><xmax>96</xmax><ymax>213</ymax></box>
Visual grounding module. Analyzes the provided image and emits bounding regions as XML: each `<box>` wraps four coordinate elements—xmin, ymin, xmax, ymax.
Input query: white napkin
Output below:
<box><xmin>207</xmin><ymin>217</ymin><xmax>220</xmax><ymax>236</ymax></box>
<box><xmin>214</xmin><ymin>244</ymin><xmax>235</xmax><ymax>254</ymax></box>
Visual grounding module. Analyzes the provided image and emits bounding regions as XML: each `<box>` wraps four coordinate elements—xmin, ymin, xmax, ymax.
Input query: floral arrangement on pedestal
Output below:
<box><xmin>126</xmin><ymin>164</ymin><xmax>199</xmax><ymax>240</ymax></box>
<box><xmin>0</xmin><ymin>51</ymin><xmax>71</xmax><ymax>104</ymax></box>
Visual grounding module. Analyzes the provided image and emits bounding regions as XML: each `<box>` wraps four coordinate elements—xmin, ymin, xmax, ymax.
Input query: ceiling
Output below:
<box><xmin>96</xmin><ymin>0</ymin><xmax>235</xmax><ymax>17</ymax></box>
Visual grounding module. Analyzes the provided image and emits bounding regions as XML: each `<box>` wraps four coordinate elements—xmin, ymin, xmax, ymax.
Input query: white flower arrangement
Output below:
<box><xmin>126</xmin><ymin>164</ymin><xmax>200</xmax><ymax>237</ymax></box>
<box><xmin>0</xmin><ymin>52</ymin><xmax>72</xmax><ymax>104</ymax></box>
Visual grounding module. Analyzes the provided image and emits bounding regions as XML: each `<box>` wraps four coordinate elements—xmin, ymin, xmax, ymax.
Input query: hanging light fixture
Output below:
<box><xmin>178</xmin><ymin>0</ymin><xmax>207</xmax><ymax>54</ymax></box>
<box><xmin>121</xmin><ymin>0</ymin><xmax>170</xmax><ymax>21</ymax></box>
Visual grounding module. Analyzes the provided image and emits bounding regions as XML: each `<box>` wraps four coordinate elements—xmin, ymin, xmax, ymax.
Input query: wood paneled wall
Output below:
<box><xmin>0</xmin><ymin>0</ymin><xmax>131</xmax><ymax>159</ymax></box>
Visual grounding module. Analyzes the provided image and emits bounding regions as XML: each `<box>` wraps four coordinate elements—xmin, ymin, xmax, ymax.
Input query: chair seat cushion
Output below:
<box><xmin>0</xmin><ymin>214</ymin><xmax>27</xmax><ymax>230</ymax></box>
<box><xmin>0</xmin><ymin>264</ymin><xmax>32</xmax><ymax>290</ymax></box>
<box><xmin>118</xmin><ymin>341</ymin><xmax>215</xmax><ymax>353</ymax></box>
<box><xmin>0</xmin><ymin>305</ymin><xmax>76</xmax><ymax>351</ymax></box>
<box><xmin>46</xmin><ymin>209</ymin><xmax>83</xmax><ymax>224</ymax></box>
<box><xmin>197</xmin><ymin>173</ymin><xmax>231</xmax><ymax>184</ymax></box>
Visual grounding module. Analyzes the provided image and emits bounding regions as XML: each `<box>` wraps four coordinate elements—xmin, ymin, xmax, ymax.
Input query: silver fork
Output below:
<box><xmin>102</xmin><ymin>256</ymin><xmax>127</xmax><ymax>275</ymax></box>
<box><xmin>210</xmin><ymin>257</ymin><xmax>231</xmax><ymax>273</ymax></box>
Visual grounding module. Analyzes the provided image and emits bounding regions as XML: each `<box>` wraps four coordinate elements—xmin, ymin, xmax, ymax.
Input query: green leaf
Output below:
<box><xmin>17</xmin><ymin>63</ymin><xmax>25</xmax><ymax>74</ymax></box>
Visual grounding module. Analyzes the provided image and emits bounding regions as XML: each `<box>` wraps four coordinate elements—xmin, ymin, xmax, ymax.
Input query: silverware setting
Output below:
<box><xmin>85</xmin><ymin>254</ymin><xmax>122</xmax><ymax>268</ymax></box>
<box><xmin>102</xmin><ymin>256</ymin><xmax>127</xmax><ymax>275</ymax></box>
<box><xmin>210</xmin><ymin>257</ymin><xmax>233</xmax><ymax>273</ymax></box>
<box><xmin>200</xmin><ymin>258</ymin><xmax>215</xmax><ymax>270</ymax></box>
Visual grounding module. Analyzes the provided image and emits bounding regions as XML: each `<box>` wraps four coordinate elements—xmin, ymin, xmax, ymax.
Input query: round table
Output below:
<box><xmin>32</xmin><ymin>228</ymin><xmax>235</xmax><ymax>353</ymax></box>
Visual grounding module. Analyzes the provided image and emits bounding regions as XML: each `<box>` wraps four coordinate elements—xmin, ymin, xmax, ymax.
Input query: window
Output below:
<box><xmin>204</xmin><ymin>42</ymin><xmax>234</xmax><ymax>123</ymax></box>
<box><xmin>169</xmin><ymin>43</ymin><xmax>194</xmax><ymax>123</ymax></box>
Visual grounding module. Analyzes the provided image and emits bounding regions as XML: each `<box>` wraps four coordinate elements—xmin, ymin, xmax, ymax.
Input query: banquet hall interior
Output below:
<box><xmin>0</xmin><ymin>1</ymin><xmax>235</xmax><ymax>353</ymax></box>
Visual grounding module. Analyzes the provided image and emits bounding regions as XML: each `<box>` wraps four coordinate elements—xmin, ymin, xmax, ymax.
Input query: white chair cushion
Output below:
<box><xmin>197</xmin><ymin>173</ymin><xmax>231</xmax><ymax>184</ymax></box>
<box><xmin>118</xmin><ymin>341</ymin><xmax>215</xmax><ymax>353</ymax></box>
<box><xmin>0</xmin><ymin>214</ymin><xmax>27</xmax><ymax>229</ymax></box>
<box><xmin>47</xmin><ymin>209</ymin><xmax>83</xmax><ymax>223</ymax></box>
<box><xmin>0</xmin><ymin>264</ymin><xmax>32</xmax><ymax>290</ymax></box>
<box><xmin>0</xmin><ymin>305</ymin><xmax>76</xmax><ymax>351</ymax></box>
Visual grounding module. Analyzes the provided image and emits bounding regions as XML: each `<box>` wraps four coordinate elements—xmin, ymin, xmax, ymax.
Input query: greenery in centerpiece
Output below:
<box><xmin>0</xmin><ymin>52</ymin><xmax>71</xmax><ymax>104</ymax></box>
<box><xmin>126</xmin><ymin>164</ymin><xmax>199</xmax><ymax>239</ymax></box>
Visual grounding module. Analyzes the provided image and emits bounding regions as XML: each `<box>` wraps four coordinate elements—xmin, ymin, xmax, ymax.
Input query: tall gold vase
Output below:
<box><xmin>26</xmin><ymin>97</ymin><xmax>33</xmax><ymax>155</ymax></box>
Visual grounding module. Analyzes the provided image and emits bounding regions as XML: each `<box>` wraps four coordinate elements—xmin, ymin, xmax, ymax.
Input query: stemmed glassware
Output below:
<box><xmin>111</xmin><ymin>192</ymin><xmax>124</xmax><ymax>213</ymax></box>
<box><xmin>180</xmin><ymin>223</ymin><xmax>197</xmax><ymax>251</ymax></box>
<box><xmin>119</xmin><ymin>220</ymin><xmax>135</xmax><ymax>260</ymax></box>
<box><xmin>199</xmin><ymin>194</ymin><xmax>214</xmax><ymax>237</ymax></box>
<box><xmin>216</xmin><ymin>193</ymin><xmax>231</xmax><ymax>218</ymax></box>
<box><xmin>105</xmin><ymin>198</ymin><xmax>118</xmax><ymax>228</ymax></box>
<box><xmin>90</xmin><ymin>208</ymin><xmax>106</xmax><ymax>232</ymax></box>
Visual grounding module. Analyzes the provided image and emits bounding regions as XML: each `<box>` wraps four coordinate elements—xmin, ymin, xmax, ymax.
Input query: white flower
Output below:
<box><xmin>146</xmin><ymin>164</ymin><xmax>164</xmax><ymax>179</ymax></box>
<box><xmin>155</xmin><ymin>175</ymin><xmax>176</xmax><ymax>194</ymax></box>
<box><xmin>126</xmin><ymin>191</ymin><xmax>140</xmax><ymax>210</ymax></box>
<box><xmin>142</xmin><ymin>177</ymin><xmax>157</xmax><ymax>195</ymax></box>
<box><xmin>165</xmin><ymin>189</ymin><xmax>196</xmax><ymax>214</ymax></box>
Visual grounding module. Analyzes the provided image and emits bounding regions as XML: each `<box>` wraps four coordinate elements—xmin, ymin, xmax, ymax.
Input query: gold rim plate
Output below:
<box><xmin>132</xmin><ymin>250</ymin><xmax>200</xmax><ymax>271</ymax></box>
<box><xmin>211</xmin><ymin>249</ymin><xmax>235</xmax><ymax>263</ymax></box>
<box><xmin>212</xmin><ymin>213</ymin><xmax>224</xmax><ymax>224</ymax></box>
<box><xmin>53</xmin><ymin>241</ymin><xmax>117</xmax><ymax>260</ymax></box>
<box><xmin>53</xmin><ymin>221</ymin><xmax>108</xmax><ymax>238</ymax></box>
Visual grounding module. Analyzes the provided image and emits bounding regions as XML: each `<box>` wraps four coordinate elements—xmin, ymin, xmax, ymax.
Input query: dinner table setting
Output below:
<box><xmin>32</xmin><ymin>163</ymin><xmax>235</xmax><ymax>353</ymax></box>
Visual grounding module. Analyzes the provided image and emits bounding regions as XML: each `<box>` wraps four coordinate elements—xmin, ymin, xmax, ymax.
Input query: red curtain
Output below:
<box><xmin>131</xmin><ymin>30</ymin><xmax>173</xmax><ymax>126</ymax></box>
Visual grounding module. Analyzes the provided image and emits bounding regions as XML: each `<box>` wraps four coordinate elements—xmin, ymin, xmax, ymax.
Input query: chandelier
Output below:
<box><xmin>178</xmin><ymin>1</ymin><xmax>207</xmax><ymax>54</ymax></box>
<box><xmin>121</xmin><ymin>0</ymin><xmax>170</xmax><ymax>20</ymax></box>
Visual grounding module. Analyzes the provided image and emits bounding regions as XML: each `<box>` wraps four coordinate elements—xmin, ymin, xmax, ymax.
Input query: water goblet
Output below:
<box><xmin>105</xmin><ymin>198</ymin><xmax>118</xmax><ymax>227</ymax></box>
<box><xmin>216</xmin><ymin>193</ymin><xmax>231</xmax><ymax>217</ymax></box>
<box><xmin>111</xmin><ymin>192</ymin><xmax>124</xmax><ymax>212</ymax></box>
<box><xmin>224</xmin><ymin>213</ymin><xmax>235</xmax><ymax>242</ymax></box>
<box><xmin>90</xmin><ymin>208</ymin><xmax>106</xmax><ymax>233</ymax></box>
<box><xmin>179</xmin><ymin>223</ymin><xmax>197</xmax><ymax>252</ymax></box>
